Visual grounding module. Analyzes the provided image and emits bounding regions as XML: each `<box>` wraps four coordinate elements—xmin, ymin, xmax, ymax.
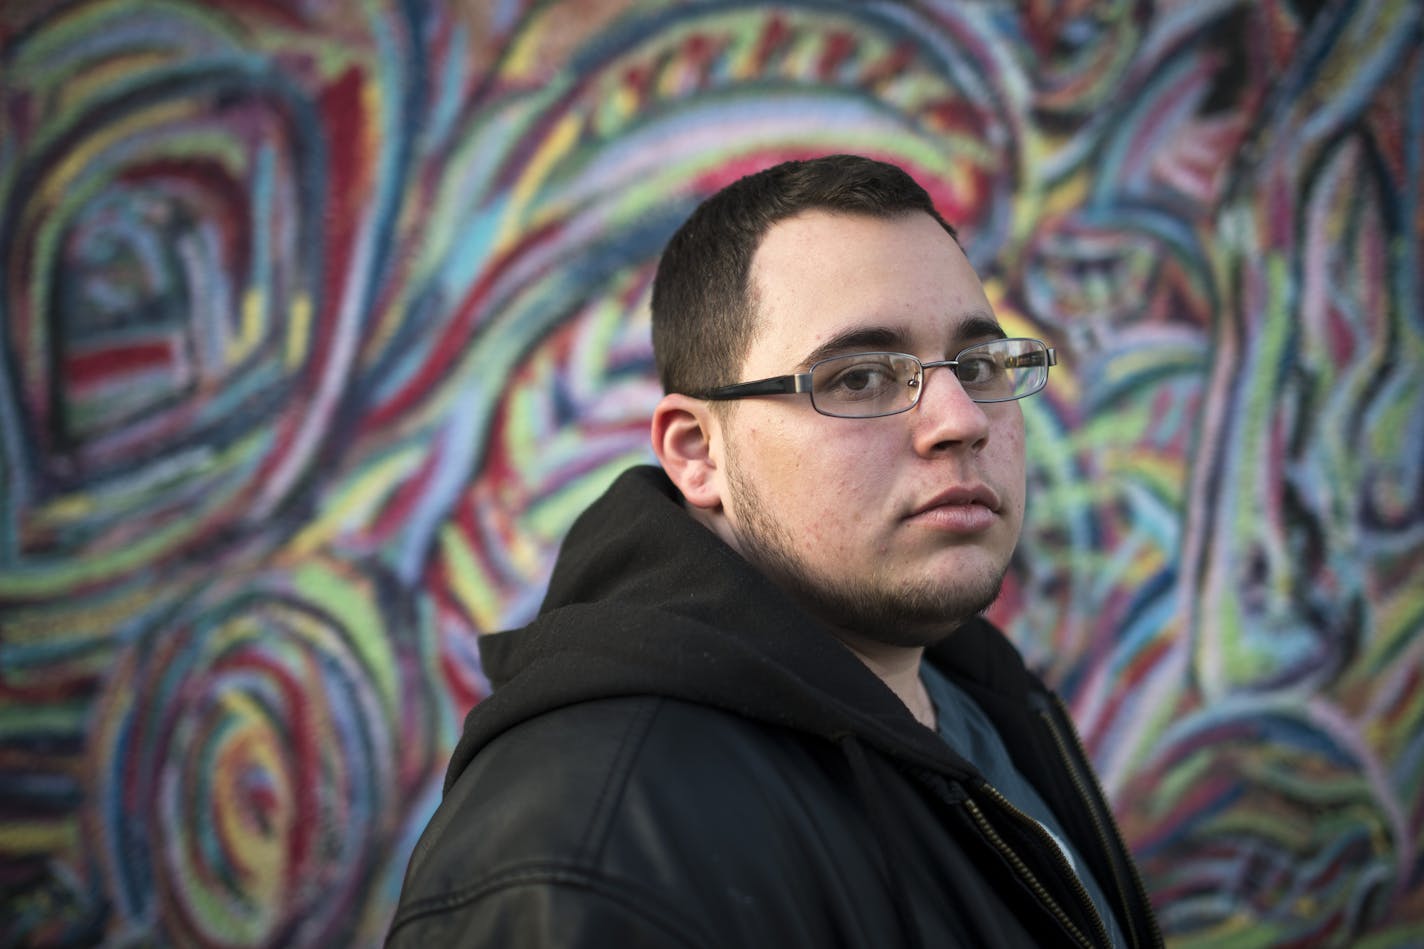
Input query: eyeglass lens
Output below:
<box><xmin>809</xmin><ymin>339</ymin><xmax>1048</xmax><ymax>417</ymax></box>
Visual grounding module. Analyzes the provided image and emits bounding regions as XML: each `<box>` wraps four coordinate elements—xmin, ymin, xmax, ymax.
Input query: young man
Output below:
<box><xmin>388</xmin><ymin>155</ymin><xmax>1162</xmax><ymax>948</ymax></box>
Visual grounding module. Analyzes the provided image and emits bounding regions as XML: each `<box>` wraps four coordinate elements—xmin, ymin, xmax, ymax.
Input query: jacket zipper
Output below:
<box><xmin>1039</xmin><ymin>696</ymin><xmax>1162</xmax><ymax>949</ymax></box>
<box><xmin>963</xmin><ymin>793</ymin><xmax>1110</xmax><ymax>949</ymax></box>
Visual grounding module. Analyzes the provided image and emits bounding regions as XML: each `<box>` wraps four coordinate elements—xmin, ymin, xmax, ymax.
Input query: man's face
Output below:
<box><xmin>712</xmin><ymin>210</ymin><xmax>1027</xmax><ymax>644</ymax></box>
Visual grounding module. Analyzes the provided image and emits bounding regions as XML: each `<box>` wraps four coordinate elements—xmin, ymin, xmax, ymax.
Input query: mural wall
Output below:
<box><xmin>2</xmin><ymin>0</ymin><xmax>1421</xmax><ymax>945</ymax></box>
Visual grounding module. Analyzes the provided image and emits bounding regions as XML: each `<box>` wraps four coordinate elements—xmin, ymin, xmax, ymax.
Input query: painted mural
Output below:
<box><xmin>2</xmin><ymin>0</ymin><xmax>1421</xmax><ymax>945</ymax></box>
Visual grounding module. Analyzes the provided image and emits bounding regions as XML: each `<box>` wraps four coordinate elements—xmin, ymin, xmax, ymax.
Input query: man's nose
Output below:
<box><xmin>909</xmin><ymin>365</ymin><xmax>991</xmax><ymax>453</ymax></box>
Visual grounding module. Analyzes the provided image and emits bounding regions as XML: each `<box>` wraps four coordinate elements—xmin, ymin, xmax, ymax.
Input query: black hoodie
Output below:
<box><xmin>388</xmin><ymin>466</ymin><xmax>1162</xmax><ymax>948</ymax></box>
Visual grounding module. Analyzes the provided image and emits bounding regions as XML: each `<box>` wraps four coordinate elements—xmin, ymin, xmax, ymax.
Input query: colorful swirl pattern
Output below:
<box><xmin>86</xmin><ymin>558</ymin><xmax>429</xmax><ymax>947</ymax></box>
<box><xmin>2</xmin><ymin>1</ymin><xmax>1421</xmax><ymax>946</ymax></box>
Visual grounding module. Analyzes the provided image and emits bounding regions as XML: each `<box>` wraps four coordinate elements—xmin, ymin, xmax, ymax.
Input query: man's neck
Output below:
<box><xmin>838</xmin><ymin>635</ymin><xmax>935</xmax><ymax>729</ymax></box>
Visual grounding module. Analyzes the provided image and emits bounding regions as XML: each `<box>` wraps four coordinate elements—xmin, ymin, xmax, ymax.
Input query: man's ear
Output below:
<box><xmin>651</xmin><ymin>393</ymin><xmax>725</xmax><ymax>511</ymax></box>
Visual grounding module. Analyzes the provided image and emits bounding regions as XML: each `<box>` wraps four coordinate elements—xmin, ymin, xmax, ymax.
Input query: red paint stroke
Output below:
<box><xmin>66</xmin><ymin>340</ymin><xmax>177</xmax><ymax>387</ymax></box>
<box><xmin>312</xmin><ymin>66</ymin><xmax>370</xmax><ymax>358</ymax></box>
<box><xmin>368</xmin><ymin>433</ymin><xmax>445</xmax><ymax>542</ymax></box>
<box><xmin>752</xmin><ymin>15</ymin><xmax>791</xmax><ymax>73</ymax></box>
<box><xmin>817</xmin><ymin>31</ymin><xmax>856</xmax><ymax>79</ymax></box>
<box><xmin>244</xmin><ymin>66</ymin><xmax>371</xmax><ymax>499</ymax></box>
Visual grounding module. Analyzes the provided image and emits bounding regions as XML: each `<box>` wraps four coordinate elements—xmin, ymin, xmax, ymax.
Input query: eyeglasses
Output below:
<box><xmin>701</xmin><ymin>338</ymin><xmax>1057</xmax><ymax>419</ymax></box>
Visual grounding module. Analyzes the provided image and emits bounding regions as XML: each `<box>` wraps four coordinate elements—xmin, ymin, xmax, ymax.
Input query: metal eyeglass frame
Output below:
<box><xmin>699</xmin><ymin>337</ymin><xmax>1058</xmax><ymax>419</ymax></box>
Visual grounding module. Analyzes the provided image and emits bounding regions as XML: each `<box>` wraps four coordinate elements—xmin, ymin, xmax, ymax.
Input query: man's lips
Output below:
<box><xmin>905</xmin><ymin>484</ymin><xmax>1002</xmax><ymax>534</ymax></box>
<box><xmin>908</xmin><ymin>484</ymin><xmax>1002</xmax><ymax>517</ymax></box>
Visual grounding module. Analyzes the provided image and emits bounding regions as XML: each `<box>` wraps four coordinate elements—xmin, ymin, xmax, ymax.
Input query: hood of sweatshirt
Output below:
<box><xmin>444</xmin><ymin>464</ymin><xmax>1042</xmax><ymax>793</ymax></box>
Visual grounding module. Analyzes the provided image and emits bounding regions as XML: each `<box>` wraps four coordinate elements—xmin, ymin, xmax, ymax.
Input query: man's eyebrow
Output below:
<box><xmin>957</xmin><ymin>313</ymin><xmax>1008</xmax><ymax>344</ymax></box>
<box><xmin>798</xmin><ymin>326</ymin><xmax>906</xmax><ymax>369</ymax></box>
<box><xmin>797</xmin><ymin>312</ymin><xmax>1008</xmax><ymax>369</ymax></box>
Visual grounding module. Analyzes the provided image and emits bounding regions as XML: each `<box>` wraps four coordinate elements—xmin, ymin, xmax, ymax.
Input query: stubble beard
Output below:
<box><xmin>725</xmin><ymin>455</ymin><xmax>1006</xmax><ymax>648</ymax></box>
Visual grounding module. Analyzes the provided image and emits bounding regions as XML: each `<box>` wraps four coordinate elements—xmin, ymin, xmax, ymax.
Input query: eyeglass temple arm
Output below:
<box><xmin>704</xmin><ymin>372</ymin><xmax>814</xmax><ymax>400</ymax></box>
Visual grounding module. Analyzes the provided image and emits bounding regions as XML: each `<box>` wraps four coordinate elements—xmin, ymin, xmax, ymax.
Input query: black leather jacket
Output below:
<box><xmin>388</xmin><ymin>466</ymin><xmax>1162</xmax><ymax>948</ymax></box>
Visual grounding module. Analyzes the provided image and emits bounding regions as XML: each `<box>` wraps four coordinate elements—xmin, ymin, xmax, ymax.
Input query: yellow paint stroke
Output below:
<box><xmin>501</xmin><ymin>112</ymin><xmax>579</xmax><ymax>242</ymax></box>
<box><xmin>59</xmin><ymin>51</ymin><xmax>174</xmax><ymax>112</ymax></box>
<box><xmin>439</xmin><ymin>525</ymin><xmax>500</xmax><ymax>632</ymax></box>
<box><xmin>285</xmin><ymin>293</ymin><xmax>312</xmax><ymax>366</ymax></box>
<box><xmin>44</xmin><ymin>99</ymin><xmax>197</xmax><ymax>205</ymax></box>
<box><xmin>0</xmin><ymin>820</ymin><xmax>77</xmax><ymax>854</ymax></box>
<box><xmin>286</xmin><ymin>446</ymin><xmax>420</xmax><ymax>557</ymax></box>
<box><xmin>234</xmin><ymin>289</ymin><xmax>266</xmax><ymax>364</ymax></box>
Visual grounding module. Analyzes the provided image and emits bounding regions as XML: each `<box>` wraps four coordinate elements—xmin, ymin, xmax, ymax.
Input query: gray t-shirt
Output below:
<box><xmin>921</xmin><ymin>662</ymin><xmax>1127</xmax><ymax>949</ymax></box>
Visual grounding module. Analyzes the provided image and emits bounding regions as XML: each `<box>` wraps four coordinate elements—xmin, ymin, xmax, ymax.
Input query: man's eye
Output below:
<box><xmin>839</xmin><ymin>367</ymin><xmax>887</xmax><ymax>390</ymax></box>
<box><xmin>821</xmin><ymin>360</ymin><xmax>900</xmax><ymax>398</ymax></box>
<box><xmin>957</xmin><ymin>355</ymin><xmax>1001</xmax><ymax>384</ymax></box>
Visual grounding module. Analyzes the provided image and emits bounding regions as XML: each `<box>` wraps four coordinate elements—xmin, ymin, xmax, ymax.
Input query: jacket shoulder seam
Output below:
<box><xmin>386</xmin><ymin>860</ymin><xmax>705</xmax><ymax>947</ymax></box>
<box><xmin>575</xmin><ymin>694</ymin><xmax>663</xmax><ymax>864</ymax></box>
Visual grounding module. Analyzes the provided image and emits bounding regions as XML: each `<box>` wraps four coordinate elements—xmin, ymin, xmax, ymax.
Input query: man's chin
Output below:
<box><xmin>790</xmin><ymin>569</ymin><xmax>1006</xmax><ymax>648</ymax></box>
<box><xmin>722</xmin><ymin>467</ymin><xmax>1008</xmax><ymax>644</ymax></box>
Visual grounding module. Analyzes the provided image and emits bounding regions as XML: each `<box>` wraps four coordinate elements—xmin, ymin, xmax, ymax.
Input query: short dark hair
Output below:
<box><xmin>650</xmin><ymin>154</ymin><xmax>959</xmax><ymax>397</ymax></box>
